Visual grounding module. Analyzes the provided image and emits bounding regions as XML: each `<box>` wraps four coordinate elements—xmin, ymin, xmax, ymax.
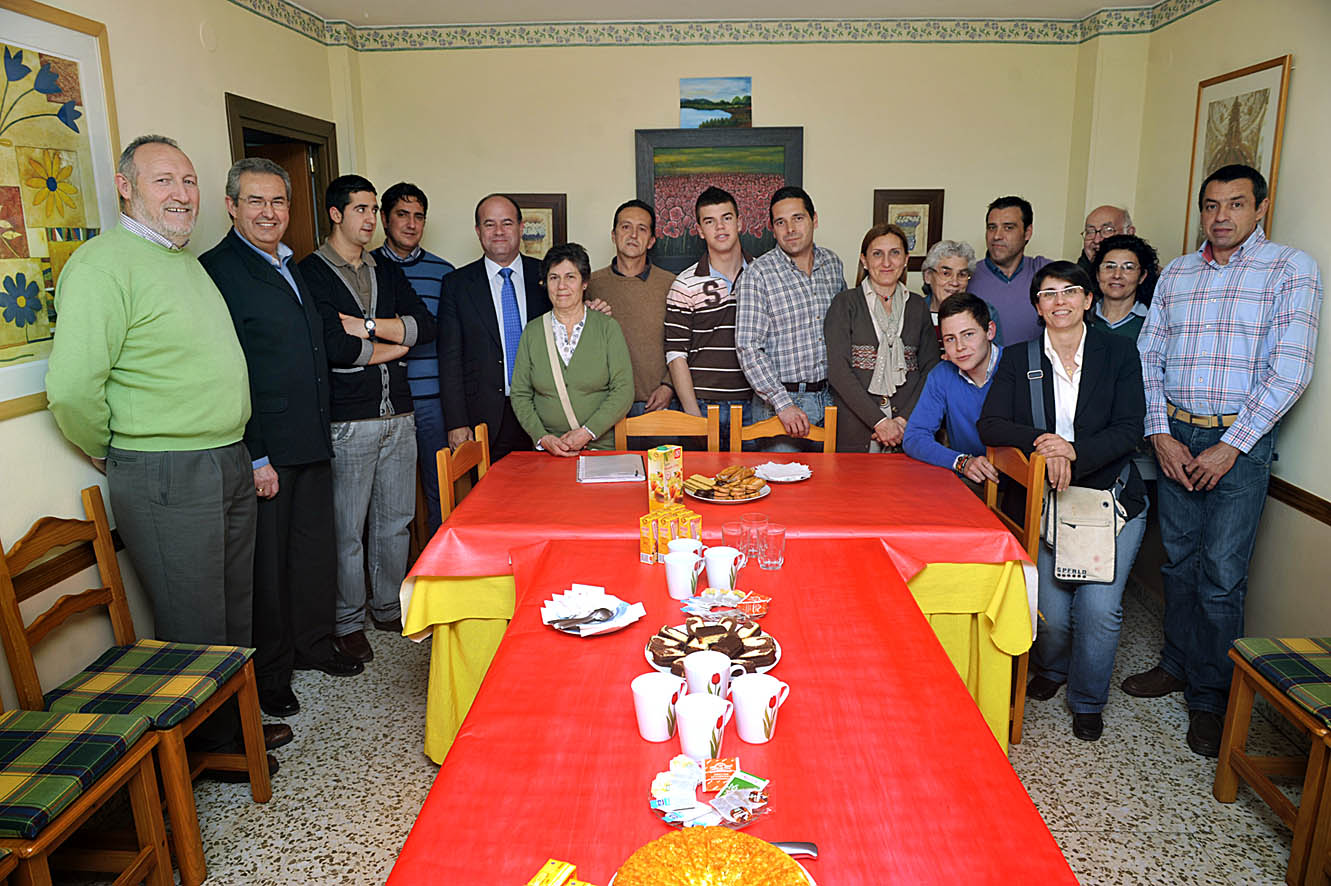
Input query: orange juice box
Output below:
<box><xmin>647</xmin><ymin>445</ymin><xmax>684</xmax><ymax>512</ymax></box>
<box><xmin>685</xmin><ymin>510</ymin><xmax>702</xmax><ymax>541</ymax></box>
<box><xmin>527</xmin><ymin>858</ymin><xmax>577</xmax><ymax>886</ymax></box>
<box><xmin>639</xmin><ymin>514</ymin><xmax>656</xmax><ymax>565</ymax></box>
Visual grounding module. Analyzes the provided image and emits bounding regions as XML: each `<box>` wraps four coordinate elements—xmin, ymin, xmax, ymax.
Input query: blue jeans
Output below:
<box><xmin>329</xmin><ymin>414</ymin><xmax>416</xmax><ymax>637</ymax></box>
<box><xmin>1157</xmin><ymin>418</ymin><xmax>1276</xmax><ymax>714</ymax></box>
<box><xmin>413</xmin><ymin>397</ymin><xmax>446</xmax><ymax>536</ymax></box>
<box><xmin>1035</xmin><ymin>502</ymin><xmax>1149</xmax><ymax>712</ymax></box>
<box><xmin>751</xmin><ymin>387</ymin><xmax>832</xmax><ymax>452</ymax></box>
<box><xmin>706</xmin><ymin>398</ymin><xmax>753</xmax><ymax>452</ymax></box>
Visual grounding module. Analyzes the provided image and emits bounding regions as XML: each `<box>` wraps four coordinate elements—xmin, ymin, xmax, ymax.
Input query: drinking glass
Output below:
<box><xmin>758</xmin><ymin>524</ymin><xmax>786</xmax><ymax>570</ymax></box>
<box><xmin>740</xmin><ymin>513</ymin><xmax>768</xmax><ymax>559</ymax></box>
<box><xmin>721</xmin><ymin>521</ymin><xmax>743</xmax><ymax>551</ymax></box>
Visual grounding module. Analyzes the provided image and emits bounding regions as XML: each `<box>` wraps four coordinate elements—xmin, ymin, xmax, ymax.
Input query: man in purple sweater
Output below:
<box><xmin>967</xmin><ymin>196</ymin><xmax>1050</xmax><ymax>346</ymax></box>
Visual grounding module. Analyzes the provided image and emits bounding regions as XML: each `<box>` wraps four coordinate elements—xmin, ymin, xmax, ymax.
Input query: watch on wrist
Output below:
<box><xmin>364</xmin><ymin>317</ymin><xmax>377</xmax><ymax>341</ymax></box>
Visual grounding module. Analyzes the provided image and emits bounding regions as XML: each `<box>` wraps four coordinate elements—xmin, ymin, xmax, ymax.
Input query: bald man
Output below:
<box><xmin>1078</xmin><ymin>205</ymin><xmax>1135</xmax><ymax>273</ymax></box>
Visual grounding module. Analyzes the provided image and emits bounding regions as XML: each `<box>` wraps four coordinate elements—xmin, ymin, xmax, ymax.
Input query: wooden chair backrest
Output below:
<box><xmin>613</xmin><ymin>406</ymin><xmax>720</xmax><ymax>452</ymax></box>
<box><xmin>730</xmin><ymin>405</ymin><xmax>838</xmax><ymax>454</ymax></box>
<box><xmin>0</xmin><ymin>486</ymin><xmax>137</xmax><ymax>710</ymax></box>
<box><xmin>983</xmin><ymin>446</ymin><xmax>1047</xmax><ymax>561</ymax></box>
<box><xmin>435</xmin><ymin>422</ymin><xmax>491</xmax><ymax>524</ymax></box>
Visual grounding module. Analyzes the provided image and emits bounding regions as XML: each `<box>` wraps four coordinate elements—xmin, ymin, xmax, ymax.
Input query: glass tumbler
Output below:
<box><xmin>740</xmin><ymin>513</ymin><xmax>768</xmax><ymax>560</ymax></box>
<box><xmin>758</xmin><ymin>524</ymin><xmax>787</xmax><ymax>570</ymax></box>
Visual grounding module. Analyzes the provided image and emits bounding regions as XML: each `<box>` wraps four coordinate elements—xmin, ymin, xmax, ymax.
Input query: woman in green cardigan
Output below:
<box><xmin>511</xmin><ymin>242</ymin><xmax>634</xmax><ymax>455</ymax></box>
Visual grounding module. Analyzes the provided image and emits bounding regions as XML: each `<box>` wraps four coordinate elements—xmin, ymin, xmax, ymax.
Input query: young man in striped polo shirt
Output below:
<box><xmin>372</xmin><ymin>182</ymin><xmax>455</xmax><ymax>534</ymax></box>
<box><xmin>665</xmin><ymin>186</ymin><xmax>753</xmax><ymax>446</ymax></box>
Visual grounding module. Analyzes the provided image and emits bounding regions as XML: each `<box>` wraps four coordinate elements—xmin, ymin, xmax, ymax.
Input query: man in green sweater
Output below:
<box><xmin>46</xmin><ymin>135</ymin><xmax>286</xmax><ymax>762</ymax></box>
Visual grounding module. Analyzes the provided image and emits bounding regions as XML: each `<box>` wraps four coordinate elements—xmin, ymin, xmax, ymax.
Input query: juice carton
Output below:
<box><xmin>639</xmin><ymin>513</ymin><xmax>657</xmax><ymax>565</ymax></box>
<box><xmin>647</xmin><ymin>445</ymin><xmax>683</xmax><ymax>512</ymax></box>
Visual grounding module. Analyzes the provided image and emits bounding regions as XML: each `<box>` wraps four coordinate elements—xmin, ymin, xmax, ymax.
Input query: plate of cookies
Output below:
<box><xmin>684</xmin><ymin>466</ymin><xmax>770</xmax><ymax>503</ymax></box>
<box><xmin>645</xmin><ymin>616</ymin><xmax>781</xmax><ymax>675</ymax></box>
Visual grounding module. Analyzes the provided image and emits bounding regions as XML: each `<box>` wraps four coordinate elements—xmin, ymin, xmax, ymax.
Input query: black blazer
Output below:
<box><xmin>200</xmin><ymin>230</ymin><xmax>333</xmax><ymax>467</ymax></box>
<box><xmin>977</xmin><ymin>323</ymin><xmax>1147</xmax><ymax>519</ymax></box>
<box><xmin>438</xmin><ymin>255</ymin><xmax>550</xmax><ymax>439</ymax></box>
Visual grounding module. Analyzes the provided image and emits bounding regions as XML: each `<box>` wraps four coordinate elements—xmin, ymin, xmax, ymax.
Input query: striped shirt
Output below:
<box><xmin>735</xmin><ymin>244</ymin><xmax>846</xmax><ymax>412</ymax></box>
<box><xmin>373</xmin><ymin>244</ymin><xmax>455</xmax><ymax>401</ymax></box>
<box><xmin>1139</xmin><ymin>226</ymin><xmax>1322</xmax><ymax>453</ymax></box>
<box><xmin>120</xmin><ymin>213</ymin><xmax>182</xmax><ymax>250</ymax></box>
<box><xmin>664</xmin><ymin>253</ymin><xmax>751</xmax><ymax>400</ymax></box>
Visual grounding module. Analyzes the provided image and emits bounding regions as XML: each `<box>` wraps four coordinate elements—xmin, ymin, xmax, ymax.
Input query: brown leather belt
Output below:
<box><xmin>1167</xmin><ymin>402</ymin><xmax>1237</xmax><ymax>429</ymax></box>
<box><xmin>782</xmin><ymin>380</ymin><xmax>826</xmax><ymax>393</ymax></box>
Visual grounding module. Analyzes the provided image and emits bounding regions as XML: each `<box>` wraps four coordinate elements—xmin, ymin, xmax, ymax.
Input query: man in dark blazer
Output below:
<box><xmin>201</xmin><ymin>158</ymin><xmax>363</xmax><ymax>726</ymax></box>
<box><xmin>439</xmin><ymin>193</ymin><xmax>551</xmax><ymax>460</ymax></box>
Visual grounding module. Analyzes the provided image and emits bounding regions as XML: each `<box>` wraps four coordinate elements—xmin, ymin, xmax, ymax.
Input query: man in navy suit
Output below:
<box><xmin>438</xmin><ymin>194</ymin><xmax>551</xmax><ymax>460</ymax></box>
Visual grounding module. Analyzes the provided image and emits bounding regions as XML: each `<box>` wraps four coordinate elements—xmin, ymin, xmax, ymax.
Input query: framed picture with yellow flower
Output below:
<box><xmin>0</xmin><ymin>1</ymin><xmax>118</xmax><ymax>420</ymax></box>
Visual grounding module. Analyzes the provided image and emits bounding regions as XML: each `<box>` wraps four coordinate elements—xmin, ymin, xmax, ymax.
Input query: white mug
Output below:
<box><xmin>728</xmin><ymin>673</ymin><xmax>791</xmax><ymax>744</ymax></box>
<box><xmin>630</xmin><ymin>672</ymin><xmax>687</xmax><ymax>742</ymax></box>
<box><xmin>703</xmin><ymin>545</ymin><xmax>747</xmax><ymax>591</ymax></box>
<box><xmin>662</xmin><ymin>551</ymin><xmax>705</xmax><ymax>600</ymax></box>
<box><xmin>683</xmin><ymin>649</ymin><xmax>745</xmax><ymax>697</ymax></box>
<box><xmin>667</xmin><ymin>538</ymin><xmax>707</xmax><ymax>557</ymax></box>
<box><xmin>674</xmin><ymin>692</ymin><xmax>733</xmax><ymax>761</ymax></box>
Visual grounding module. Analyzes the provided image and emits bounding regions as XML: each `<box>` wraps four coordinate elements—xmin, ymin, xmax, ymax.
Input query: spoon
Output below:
<box><xmin>549</xmin><ymin>607</ymin><xmax>614</xmax><ymax>631</ymax></box>
<box><xmin>771</xmin><ymin>841</ymin><xmax>818</xmax><ymax>858</ymax></box>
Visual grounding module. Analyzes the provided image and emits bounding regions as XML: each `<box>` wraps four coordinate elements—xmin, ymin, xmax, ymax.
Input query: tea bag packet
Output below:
<box><xmin>737</xmin><ymin>592</ymin><xmax>771</xmax><ymax>617</ymax></box>
<box><xmin>709</xmin><ymin>788</ymin><xmax>772</xmax><ymax>825</ymax></box>
<box><xmin>702</xmin><ymin>757</ymin><xmax>740</xmax><ymax>792</ymax></box>
<box><xmin>717</xmin><ymin>769</ymin><xmax>768</xmax><ymax>796</ymax></box>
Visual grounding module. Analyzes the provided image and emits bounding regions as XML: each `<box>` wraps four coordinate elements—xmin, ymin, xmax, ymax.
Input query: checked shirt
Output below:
<box><xmin>1139</xmin><ymin>226</ymin><xmax>1322</xmax><ymax>453</ymax></box>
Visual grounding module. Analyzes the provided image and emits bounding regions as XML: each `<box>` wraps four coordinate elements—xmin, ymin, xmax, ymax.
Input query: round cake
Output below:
<box><xmin>614</xmin><ymin>827</ymin><xmax>810</xmax><ymax>886</ymax></box>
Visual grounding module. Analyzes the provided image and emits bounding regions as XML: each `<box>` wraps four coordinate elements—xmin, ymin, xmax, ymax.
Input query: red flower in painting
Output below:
<box><xmin>652</xmin><ymin>172</ymin><xmax>786</xmax><ymax>245</ymax></box>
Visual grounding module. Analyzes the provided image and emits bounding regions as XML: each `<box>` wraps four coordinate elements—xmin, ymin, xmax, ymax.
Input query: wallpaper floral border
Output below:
<box><xmin>227</xmin><ymin>0</ymin><xmax>1222</xmax><ymax>50</ymax></box>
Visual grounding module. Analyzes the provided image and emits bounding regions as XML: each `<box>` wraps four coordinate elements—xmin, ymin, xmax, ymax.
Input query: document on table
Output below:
<box><xmin>576</xmin><ymin>453</ymin><xmax>645</xmax><ymax>483</ymax></box>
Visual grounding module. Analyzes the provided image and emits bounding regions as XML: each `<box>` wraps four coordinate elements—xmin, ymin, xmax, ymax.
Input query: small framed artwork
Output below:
<box><xmin>872</xmin><ymin>189</ymin><xmax>944</xmax><ymax>272</ymax></box>
<box><xmin>1183</xmin><ymin>55</ymin><xmax>1290</xmax><ymax>253</ymax></box>
<box><xmin>510</xmin><ymin>192</ymin><xmax>567</xmax><ymax>260</ymax></box>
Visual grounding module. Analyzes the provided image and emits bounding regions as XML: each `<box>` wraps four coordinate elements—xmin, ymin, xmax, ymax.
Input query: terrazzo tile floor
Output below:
<box><xmin>80</xmin><ymin>584</ymin><xmax>1302</xmax><ymax>884</ymax></box>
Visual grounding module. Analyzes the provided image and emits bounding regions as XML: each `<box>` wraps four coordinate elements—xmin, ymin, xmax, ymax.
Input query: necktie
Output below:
<box><xmin>499</xmin><ymin>266</ymin><xmax>522</xmax><ymax>384</ymax></box>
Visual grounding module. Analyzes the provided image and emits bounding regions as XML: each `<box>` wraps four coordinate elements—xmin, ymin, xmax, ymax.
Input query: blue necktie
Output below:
<box><xmin>499</xmin><ymin>267</ymin><xmax>522</xmax><ymax>385</ymax></box>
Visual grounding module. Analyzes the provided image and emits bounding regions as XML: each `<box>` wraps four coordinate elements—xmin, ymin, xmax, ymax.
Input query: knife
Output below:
<box><xmin>772</xmin><ymin>841</ymin><xmax>818</xmax><ymax>858</ymax></box>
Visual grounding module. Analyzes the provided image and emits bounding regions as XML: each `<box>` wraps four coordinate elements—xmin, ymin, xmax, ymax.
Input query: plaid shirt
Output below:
<box><xmin>1139</xmin><ymin>226</ymin><xmax>1322</xmax><ymax>452</ymax></box>
<box><xmin>735</xmin><ymin>244</ymin><xmax>846</xmax><ymax>412</ymax></box>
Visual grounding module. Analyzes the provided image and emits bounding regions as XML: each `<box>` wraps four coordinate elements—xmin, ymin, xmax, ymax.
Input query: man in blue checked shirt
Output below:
<box><xmin>1125</xmin><ymin>164</ymin><xmax>1323</xmax><ymax>758</ymax></box>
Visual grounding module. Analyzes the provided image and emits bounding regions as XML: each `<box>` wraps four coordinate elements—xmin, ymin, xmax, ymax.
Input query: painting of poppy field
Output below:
<box><xmin>635</xmin><ymin>128</ymin><xmax>803</xmax><ymax>273</ymax></box>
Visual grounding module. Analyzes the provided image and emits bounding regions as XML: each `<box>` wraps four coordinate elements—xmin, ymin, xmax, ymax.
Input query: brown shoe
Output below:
<box><xmin>263</xmin><ymin>723</ymin><xmax>293</xmax><ymax>751</ymax></box>
<box><xmin>1121</xmin><ymin>666</ymin><xmax>1186</xmax><ymax>698</ymax></box>
<box><xmin>332</xmin><ymin>630</ymin><xmax>373</xmax><ymax>663</ymax></box>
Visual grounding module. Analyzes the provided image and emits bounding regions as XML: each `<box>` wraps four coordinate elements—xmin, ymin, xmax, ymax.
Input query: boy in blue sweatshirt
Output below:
<box><xmin>904</xmin><ymin>293</ymin><xmax>1002</xmax><ymax>485</ymax></box>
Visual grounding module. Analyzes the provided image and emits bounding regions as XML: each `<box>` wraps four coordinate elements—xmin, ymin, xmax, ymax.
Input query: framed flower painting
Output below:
<box><xmin>0</xmin><ymin>1</ymin><xmax>118</xmax><ymax>420</ymax></box>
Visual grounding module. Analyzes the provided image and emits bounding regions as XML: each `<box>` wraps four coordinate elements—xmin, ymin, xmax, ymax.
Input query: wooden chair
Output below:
<box><xmin>613</xmin><ymin>406</ymin><xmax>720</xmax><ymax>452</ymax></box>
<box><xmin>0</xmin><ymin>486</ymin><xmax>271</xmax><ymax>886</ymax></box>
<box><xmin>730</xmin><ymin>405</ymin><xmax>837</xmax><ymax>453</ymax></box>
<box><xmin>1214</xmin><ymin>639</ymin><xmax>1331</xmax><ymax>885</ymax></box>
<box><xmin>0</xmin><ymin>708</ymin><xmax>170</xmax><ymax>885</ymax></box>
<box><xmin>435</xmin><ymin>422</ymin><xmax>491</xmax><ymax>524</ymax></box>
<box><xmin>983</xmin><ymin>446</ymin><xmax>1047</xmax><ymax>747</ymax></box>
<box><xmin>1307</xmin><ymin>736</ymin><xmax>1331</xmax><ymax>886</ymax></box>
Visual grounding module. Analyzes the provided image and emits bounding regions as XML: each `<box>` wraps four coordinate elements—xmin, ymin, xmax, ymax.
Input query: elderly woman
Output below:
<box><xmin>1089</xmin><ymin>233</ymin><xmax>1160</xmax><ymax>340</ymax></box>
<box><xmin>921</xmin><ymin>239</ymin><xmax>1004</xmax><ymax>351</ymax></box>
<box><xmin>510</xmin><ymin>242</ymin><xmax>633</xmax><ymax>456</ymax></box>
<box><xmin>977</xmin><ymin>261</ymin><xmax>1147</xmax><ymax>742</ymax></box>
<box><xmin>825</xmin><ymin>222</ymin><xmax>940</xmax><ymax>453</ymax></box>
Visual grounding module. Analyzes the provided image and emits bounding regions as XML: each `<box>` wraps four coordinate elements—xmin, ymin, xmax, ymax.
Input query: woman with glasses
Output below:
<box><xmin>977</xmin><ymin>261</ymin><xmax>1147</xmax><ymax>742</ymax></box>
<box><xmin>1088</xmin><ymin>233</ymin><xmax>1160</xmax><ymax>340</ymax></box>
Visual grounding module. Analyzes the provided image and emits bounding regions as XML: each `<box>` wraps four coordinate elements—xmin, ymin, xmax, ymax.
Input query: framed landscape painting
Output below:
<box><xmin>635</xmin><ymin>127</ymin><xmax>802</xmax><ymax>274</ymax></box>
<box><xmin>872</xmin><ymin>189</ymin><xmax>944</xmax><ymax>272</ymax></box>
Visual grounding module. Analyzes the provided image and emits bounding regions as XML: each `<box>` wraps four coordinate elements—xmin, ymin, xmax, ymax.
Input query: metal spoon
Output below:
<box><xmin>772</xmin><ymin>841</ymin><xmax>818</xmax><ymax>858</ymax></box>
<box><xmin>549</xmin><ymin>607</ymin><xmax>614</xmax><ymax>631</ymax></box>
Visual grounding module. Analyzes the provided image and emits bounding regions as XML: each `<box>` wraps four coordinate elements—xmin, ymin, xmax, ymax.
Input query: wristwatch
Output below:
<box><xmin>364</xmin><ymin>318</ymin><xmax>377</xmax><ymax>341</ymax></box>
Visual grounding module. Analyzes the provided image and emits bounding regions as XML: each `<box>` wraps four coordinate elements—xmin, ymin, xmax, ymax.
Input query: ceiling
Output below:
<box><xmin>291</xmin><ymin>0</ymin><xmax>1137</xmax><ymax>27</ymax></box>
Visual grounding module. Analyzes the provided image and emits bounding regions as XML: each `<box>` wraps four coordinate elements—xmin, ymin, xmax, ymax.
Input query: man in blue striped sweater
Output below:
<box><xmin>373</xmin><ymin>182</ymin><xmax>456</xmax><ymax>533</ymax></box>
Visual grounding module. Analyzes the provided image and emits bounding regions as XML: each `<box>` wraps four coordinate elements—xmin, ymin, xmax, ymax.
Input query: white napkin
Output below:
<box><xmin>753</xmin><ymin>461</ymin><xmax>812</xmax><ymax>482</ymax></box>
<box><xmin>540</xmin><ymin>583</ymin><xmax>646</xmax><ymax>636</ymax></box>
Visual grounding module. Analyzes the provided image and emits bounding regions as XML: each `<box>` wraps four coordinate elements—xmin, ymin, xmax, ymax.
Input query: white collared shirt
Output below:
<box><xmin>484</xmin><ymin>255</ymin><xmax>528</xmax><ymax>395</ymax></box>
<box><xmin>1042</xmin><ymin>326</ymin><xmax>1086</xmax><ymax>441</ymax></box>
<box><xmin>961</xmin><ymin>345</ymin><xmax>1000</xmax><ymax>389</ymax></box>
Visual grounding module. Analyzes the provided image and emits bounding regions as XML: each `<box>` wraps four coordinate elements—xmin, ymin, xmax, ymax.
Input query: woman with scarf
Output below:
<box><xmin>824</xmin><ymin>222</ymin><xmax>940</xmax><ymax>453</ymax></box>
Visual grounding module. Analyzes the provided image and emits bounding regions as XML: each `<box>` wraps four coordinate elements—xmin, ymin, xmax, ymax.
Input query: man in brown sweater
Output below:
<box><xmin>586</xmin><ymin>199</ymin><xmax>677</xmax><ymax>419</ymax></box>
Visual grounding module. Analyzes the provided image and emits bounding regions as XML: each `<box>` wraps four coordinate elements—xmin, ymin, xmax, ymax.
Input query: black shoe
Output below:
<box><xmin>331</xmin><ymin>630</ymin><xmax>373</xmax><ymax>663</ymax></box>
<box><xmin>1026</xmin><ymin>675</ymin><xmax>1063</xmax><ymax>701</ymax></box>
<box><xmin>203</xmin><ymin>753</ymin><xmax>278</xmax><ymax>783</ymax></box>
<box><xmin>263</xmin><ymin>723</ymin><xmax>294</xmax><ymax>751</ymax></box>
<box><xmin>1121</xmin><ymin>666</ymin><xmax>1186</xmax><ymax>698</ymax></box>
<box><xmin>1186</xmin><ymin>710</ymin><xmax>1224</xmax><ymax>758</ymax></box>
<box><xmin>294</xmin><ymin>653</ymin><xmax>365</xmax><ymax>677</ymax></box>
<box><xmin>259</xmin><ymin>687</ymin><xmax>300</xmax><ymax>718</ymax></box>
<box><xmin>371</xmin><ymin>614</ymin><xmax>402</xmax><ymax>633</ymax></box>
<box><xmin>1072</xmin><ymin>712</ymin><xmax>1104</xmax><ymax>741</ymax></box>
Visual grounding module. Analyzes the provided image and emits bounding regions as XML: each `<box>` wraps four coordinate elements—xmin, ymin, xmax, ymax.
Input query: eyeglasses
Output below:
<box><xmin>1082</xmin><ymin>224</ymin><xmax>1119</xmax><ymax>238</ymax></box>
<box><xmin>929</xmin><ymin>267</ymin><xmax>973</xmax><ymax>280</ymax></box>
<box><xmin>242</xmin><ymin>196</ymin><xmax>289</xmax><ymax>210</ymax></box>
<box><xmin>1035</xmin><ymin>285</ymin><xmax>1085</xmax><ymax>301</ymax></box>
<box><xmin>1100</xmin><ymin>261</ymin><xmax>1139</xmax><ymax>273</ymax></box>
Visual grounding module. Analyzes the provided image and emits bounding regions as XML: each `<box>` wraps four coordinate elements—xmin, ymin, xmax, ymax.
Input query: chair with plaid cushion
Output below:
<box><xmin>1215</xmin><ymin>637</ymin><xmax>1331</xmax><ymax>885</ymax></box>
<box><xmin>0</xmin><ymin>708</ymin><xmax>170</xmax><ymax>884</ymax></box>
<box><xmin>0</xmin><ymin>486</ymin><xmax>270</xmax><ymax>886</ymax></box>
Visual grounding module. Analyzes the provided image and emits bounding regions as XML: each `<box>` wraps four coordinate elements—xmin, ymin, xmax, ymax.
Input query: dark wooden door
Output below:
<box><xmin>250</xmin><ymin>141</ymin><xmax>317</xmax><ymax>260</ymax></box>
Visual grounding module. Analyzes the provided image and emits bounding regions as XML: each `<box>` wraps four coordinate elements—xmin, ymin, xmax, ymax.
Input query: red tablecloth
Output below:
<box><xmin>390</xmin><ymin>539</ymin><xmax>1074</xmax><ymax>885</ymax></box>
<box><xmin>410</xmin><ymin>452</ymin><xmax>1030</xmax><ymax>579</ymax></box>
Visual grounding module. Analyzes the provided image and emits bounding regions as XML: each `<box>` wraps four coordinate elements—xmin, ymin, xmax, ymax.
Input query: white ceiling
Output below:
<box><xmin>292</xmin><ymin>0</ymin><xmax>1133</xmax><ymax>27</ymax></box>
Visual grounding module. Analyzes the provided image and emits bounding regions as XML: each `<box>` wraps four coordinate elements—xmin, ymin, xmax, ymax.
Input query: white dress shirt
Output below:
<box><xmin>1042</xmin><ymin>326</ymin><xmax>1085</xmax><ymax>442</ymax></box>
<box><xmin>484</xmin><ymin>254</ymin><xmax>529</xmax><ymax>395</ymax></box>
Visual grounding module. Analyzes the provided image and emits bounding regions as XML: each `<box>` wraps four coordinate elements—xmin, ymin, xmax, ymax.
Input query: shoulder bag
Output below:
<box><xmin>543</xmin><ymin>313</ymin><xmax>583</xmax><ymax>435</ymax></box>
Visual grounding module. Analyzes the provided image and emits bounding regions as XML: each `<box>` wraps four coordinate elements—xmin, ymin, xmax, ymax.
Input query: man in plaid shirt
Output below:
<box><xmin>736</xmin><ymin>186</ymin><xmax>846</xmax><ymax>451</ymax></box>
<box><xmin>1126</xmin><ymin>164</ymin><xmax>1323</xmax><ymax>757</ymax></box>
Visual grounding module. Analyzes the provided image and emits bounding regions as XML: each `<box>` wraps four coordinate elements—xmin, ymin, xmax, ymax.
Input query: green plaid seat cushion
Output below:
<box><xmin>44</xmin><ymin>639</ymin><xmax>252</xmax><ymax>730</ymax></box>
<box><xmin>0</xmin><ymin>710</ymin><xmax>149</xmax><ymax>839</ymax></box>
<box><xmin>1234</xmin><ymin>637</ymin><xmax>1331</xmax><ymax>729</ymax></box>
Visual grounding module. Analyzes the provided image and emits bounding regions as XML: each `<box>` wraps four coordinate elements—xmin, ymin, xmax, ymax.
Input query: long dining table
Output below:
<box><xmin>389</xmin><ymin>538</ymin><xmax>1075</xmax><ymax>884</ymax></box>
<box><xmin>401</xmin><ymin>451</ymin><xmax>1036</xmax><ymax>762</ymax></box>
